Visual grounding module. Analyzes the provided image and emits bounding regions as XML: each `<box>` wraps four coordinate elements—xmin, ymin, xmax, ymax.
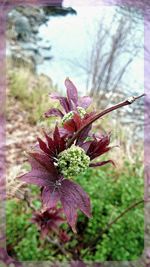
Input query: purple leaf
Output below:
<box><xmin>78</xmin><ymin>96</ymin><xmax>92</xmax><ymax>109</ymax></box>
<box><xmin>53</xmin><ymin>125</ymin><xmax>61</xmax><ymax>143</ymax></box>
<box><xmin>72</xmin><ymin>113</ymin><xmax>82</xmax><ymax>129</ymax></box>
<box><xmin>65</xmin><ymin>78</ymin><xmax>78</xmax><ymax>106</ymax></box>
<box><xmin>87</xmin><ymin>134</ymin><xmax>111</xmax><ymax>160</ymax></box>
<box><xmin>53</xmin><ymin>125</ymin><xmax>66</xmax><ymax>153</ymax></box>
<box><xmin>77</xmin><ymin>124</ymin><xmax>92</xmax><ymax>145</ymax></box>
<box><xmin>37</xmin><ymin>137</ymin><xmax>52</xmax><ymax>155</ymax></box>
<box><xmin>80</xmin><ymin>141</ymin><xmax>93</xmax><ymax>153</ymax></box>
<box><xmin>43</xmin><ymin>131</ymin><xmax>56</xmax><ymax>155</ymax></box>
<box><xmin>50</xmin><ymin>93</ymin><xmax>70</xmax><ymax>113</ymax></box>
<box><xmin>59</xmin><ymin>97</ymin><xmax>71</xmax><ymax>113</ymax></box>
<box><xmin>32</xmin><ymin>208</ymin><xmax>65</xmax><ymax>238</ymax></box>
<box><xmin>60</xmin><ymin>179</ymin><xmax>91</xmax><ymax>232</ymax></box>
<box><xmin>28</xmin><ymin>152</ymin><xmax>58</xmax><ymax>178</ymax></box>
<box><xmin>42</xmin><ymin>186</ymin><xmax>60</xmax><ymax>209</ymax></box>
<box><xmin>45</xmin><ymin>108</ymin><xmax>64</xmax><ymax>118</ymax></box>
<box><xmin>20</xmin><ymin>172</ymin><xmax>51</xmax><ymax>187</ymax></box>
<box><xmin>59</xmin><ymin>127</ymin><xmax>72</xmax><ymax>138</ymax></box>
<box><xmin>19</xmin><ymin>155</ymin><xmax>57</xmax><ymax>186</ymax></box>
<box><xmin>50</xmin><ymin>92</ymin><xmax>61</xmax><ymax>99</ymax></box>
<box><xmin>63</xmin><ymin>119</ymin><xmax>76</xmax><ymax>133</ymax></box>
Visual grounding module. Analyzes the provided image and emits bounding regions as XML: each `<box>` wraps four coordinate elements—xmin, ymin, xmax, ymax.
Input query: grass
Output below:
<box><xmin>7</xmin><ymin>67</ymin><xmax>59</xmax><ymax>125</ymax></box>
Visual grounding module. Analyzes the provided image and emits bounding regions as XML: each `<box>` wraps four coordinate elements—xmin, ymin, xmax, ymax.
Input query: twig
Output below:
<box><xmin>23</xmin><ymin>192</ymin><xmax>36</xmax><ymax>212</ymax></box>
<box><xmin>101</xmin><ymin>199</ymin><xmax>144</xmax><ymax>235</ymax></box>
<box><xmin>83</xmin><ymin>199</ymin><xmax>144</xmax><ymax>255</ymax></box>
<box><xmin>46</xmin><ymin>236</ymin><xmax>68</xmax><ymax>256</ymax></box>
<box><xmin>67</xmin><ymin>94</ymin><xmax>145</xmax><ymax>148</ymax></box>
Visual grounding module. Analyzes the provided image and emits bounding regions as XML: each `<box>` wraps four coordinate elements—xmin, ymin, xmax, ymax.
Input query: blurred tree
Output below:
<box><xmin>81</xmin><ymin>8</ymin><xmax>143</xmax><ymax>107</ymax></box>
<box><xmin>69</xmin><ymin>6</ymin><xmax>144</xmax><ymax>153</ymax></box>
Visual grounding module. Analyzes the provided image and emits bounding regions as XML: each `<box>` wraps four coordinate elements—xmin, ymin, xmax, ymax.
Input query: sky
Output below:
<box><xmin>37</xmin><ymin>4</ymin><xmax>144</xmax><ymax>95</ymax></box>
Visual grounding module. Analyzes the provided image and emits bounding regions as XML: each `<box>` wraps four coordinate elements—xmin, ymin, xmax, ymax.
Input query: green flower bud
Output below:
<box><xmin>58</xmin><ymin>145</ymin><xmax>90</xmax><ymax>178</ymax></box>
<box><xmin>62</xmin><ymin>107</ymin><xmax>86</xmax><ymax>125</ymax></box>
<box><xmin>77</xmin><ymin>106</ymin><xmax>86</xmax><ymax>118</ymax></box>
<box><xmin>62</xmin><ymin>111</ymin><xmax>74</xmax><ymax>124</ymax></box>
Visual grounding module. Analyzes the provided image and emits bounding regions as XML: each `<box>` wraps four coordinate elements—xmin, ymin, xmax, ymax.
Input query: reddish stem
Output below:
<box><xmin>67</xmin><ymin>94</ymin><xmax>144</xmax><ymax>148</ymax></box>
<box><xmin>83</xmin><ymin>199</ymin><xmax>144</xmax><ymax>255</ymax></box>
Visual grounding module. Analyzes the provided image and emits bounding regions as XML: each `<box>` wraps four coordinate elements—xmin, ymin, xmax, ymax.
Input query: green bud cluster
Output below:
<box><xmin>62</xmin><ymin>111</ymin><xmax>74</xmax><ymax>124</ymax></box>
<box><xmin>77</xmin><ymin>106</ymin><xmax>86</xmax><ymax>118</ymax></box>
<box><xmin>58</xmin><ymin>145</ymin><xmax>90</xmax><ymax>178</ymax></box>
<box><xmin>62</xmin><ymin>107</ymin><xmax>86</xmax><ymax>125</ymax></box>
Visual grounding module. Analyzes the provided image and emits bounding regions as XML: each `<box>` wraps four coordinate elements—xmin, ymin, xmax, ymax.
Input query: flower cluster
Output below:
<box><xmin>62</xmin><ymin>106</ymin><xmax>86</xmax><ymax>125</ymax></box>
<box><xmin>58</xmin><ymin>145</ymin><xmax>90</xmax><ymax>178</ymax></box>
<box><xmin>19</xmin><ymin>78</ymin><xmax>113</xmax><ymax>233</ymax></box>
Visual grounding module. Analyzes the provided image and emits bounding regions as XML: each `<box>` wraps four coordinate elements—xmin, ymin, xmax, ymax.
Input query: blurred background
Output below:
<box><xmin>5</xmin><ymin>1</ymin><xmax>144</xmax><ymax>263</ymax></box>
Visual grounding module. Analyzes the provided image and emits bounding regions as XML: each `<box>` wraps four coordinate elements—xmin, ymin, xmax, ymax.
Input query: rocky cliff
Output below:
<box><xmin>7</xmin><ymin>5</ymin><xmax>76</xmax><ymax>72</ymax></box>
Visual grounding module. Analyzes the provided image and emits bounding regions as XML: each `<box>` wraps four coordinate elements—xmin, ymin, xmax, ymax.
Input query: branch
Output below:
<box><xmin>67</xmin><ymin>94</ymin><xmax>145</xmax><ymax>148</ymax></box>
<box><xmin>102</xmin><ymin>199</ymin><xmax>144</xmax><ymax>234</ymax></box>
<box><xmin>83</xmin><ymin>199</ymin><xmax>144</xmax><ymax>255</ymax></box>
<box><xmin>23</xmin><ymin>192</ymin><xmax>36</xmax><ymax>212</ymax></box>
<box><xmin>46</xmin><ymin>236</ymin><xmax>68</xmax><ymax>256</ymax></box>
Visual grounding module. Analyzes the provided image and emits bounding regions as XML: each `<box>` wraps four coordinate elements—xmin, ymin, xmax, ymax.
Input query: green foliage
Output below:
<box><xmin>6</xmin><ymin>199</ymin><xmax>56</xmax><ymax>261</ymax></box>
<box><xmin>6</xmin><ymin>160</ymin><xmax>144</xmax><ymax>261</ymax></box>
<box><xmin>76</xmin><ymin>161</ymin><xmax>144</xmax><ymax>261</ymax></box>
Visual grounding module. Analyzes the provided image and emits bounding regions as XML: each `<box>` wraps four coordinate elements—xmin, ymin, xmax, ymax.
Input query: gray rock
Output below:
<box><xmin>7</xmin><ymin>6</ymin><xmax>76</xmax><ymax>73</ymax></box>
<box><xmin>15</xmin><ymin>16</ymin><xmax>31</xmax><ymax>41</ymax></box>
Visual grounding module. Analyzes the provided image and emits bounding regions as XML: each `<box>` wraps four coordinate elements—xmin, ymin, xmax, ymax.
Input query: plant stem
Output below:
<box><xmin>23</xmin><ymin>192</ymin><xmax>36</xmax><ymax>212</ymax></box>
<box><xmin>102</xmin><ymin>199</ymin><xmax>143</xmax><ymax>234</ymax></box>
<box><xmin>67</xmin><ymin>94</ymin><xmax>144</xmax><ymax>148</ymax></box>
<box><xmin>46</xmin><ymin>236</ymin><xmax>68</xmax><ymax>256</ymax></box>
<box><xmin>84</xmin><ymin>199</ymin><xmax>144</xmax><ymax>254</ymax></box>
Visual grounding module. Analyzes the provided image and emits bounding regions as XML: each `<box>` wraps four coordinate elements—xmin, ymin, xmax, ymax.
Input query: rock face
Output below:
<box><xmin>7</xmin><ymin>5</ymin><xmax>76</xmax><ymax>72</ymax></box>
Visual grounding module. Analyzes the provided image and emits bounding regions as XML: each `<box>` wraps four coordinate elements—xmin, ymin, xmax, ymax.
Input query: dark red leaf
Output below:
<box><xmin>65</xmin><ymin>78</ymin><xmax>78</xmax><ymax>107</ymax></box>
<box><xmin>53</xmin><ymin>125</ymin><xmax>61</xmax><ymax>143</ymax></box>
<box><xmin>78</xmin><ymin>96</ymin><xmax>92</xmax><ymax>109</ymax></box>
<box><xmin>80</xmin><ymin>141</ymin><xmax>93</xmax><ymax>152</ymax></box>
<box><xmin>50</xmin><ymin>93</ymin><xmax>70</xmax><ymax>113</ymax></box>
<box><xmin>32</xmin><ymin>208</ymin><xmax>65</xmax><ymax>238</ymax></box>
<box><xmin>86</xmin><ymin>134</ymin><xmax>111</xmax><ymax>160</ymax></box>
<box><xmin>43</xmin><ymin>131</ymin><xmax>56</xmax><ymax>155</ymax></box>
<box><xmin>72</xmin><ymin>112</ymin><xmax>82</xmax><ymax>129</ymax></box>
<box><xmin>76</xmin><ymin>124</ymin><xmax>92</xmax><ymax>145</ymax></box>
<box><xmin>45</xmin><ymin>108</ymin><xmax>64</xmax><ymax>118</ymax></box>
<box><xmin>59</xmin><ymin>229</ymin><xmax>70</xmax><ymax>243</ymax></box>
<box><xmin>63</xmin><ymin>119</ymin><xmax>76</xmax><ymax>133</ymax></box>
<box><xmin>53</xmin><ymin>125</ymin><xmax>66</xmax><ymax>153</ymax></box>
<box><xmin>59</xmin><ymin>127</ymin><xmax>72</xmax><ymax>138</ymax></box>
<box><xmin>60</xmin><ymin>179</ymin><xmax>91</xmax><ymax>233</ymax></box>
<box><xmin>19</xmin><ymin>154</ymin><xmax>57</xmax><ymax>186</ymax></box>
<box><xmin>19</xmin><ymin>171</ymin><xmax>51</xmax><ymax>187</ymax></box>
<box><xmin>28</xmin><ymin>152</ymin><xmax>58</xmax><ymax>176</ymax></box>
<box><xmin>37</xmin><ymin>137</ymin><xmax>52</xmax><ymax>155</ymax></box>
<box><xmin>42</xmin><ymin>186</ymin><xmax>60</xmax><ymax>209</ymax></box>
